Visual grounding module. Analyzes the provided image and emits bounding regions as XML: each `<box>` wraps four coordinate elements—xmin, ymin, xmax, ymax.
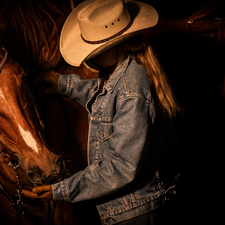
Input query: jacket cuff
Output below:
<box><xmin>57</xmin><ymin>75</ymin><xmax>69</xmax><ymax>96</ymax></box>
<box><xmin>52</xmin><ymin>180</ymin><xmax>68</xmax><ymax>202</ymax></box>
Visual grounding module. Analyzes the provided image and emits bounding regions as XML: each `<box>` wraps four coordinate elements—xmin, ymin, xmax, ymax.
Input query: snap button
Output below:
<box><xmin>93</xmin><ymin>112</ymin><xmax>102</xmax><ymax>116</ymax></box>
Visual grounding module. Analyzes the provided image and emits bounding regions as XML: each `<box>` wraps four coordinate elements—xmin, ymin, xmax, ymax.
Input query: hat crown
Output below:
<box><xmin>77</xmin><ymin>0</ymin><xmax>131</xmax><ymax>42</ymax></box>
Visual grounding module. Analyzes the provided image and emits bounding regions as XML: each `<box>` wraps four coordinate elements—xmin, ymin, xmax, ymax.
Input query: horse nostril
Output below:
<box><xmin>26</xmin><ymin>167</ymin><xmax>42</xmax><ymax>184</ymax></box>
<box><xmin>27</xmin><ymin>172</ymin><xmax>35</xmax><ymax>180</ymax></box>
<box><xmin>55</xmin><ymin>156</ymin><xmax>65</xmax><ymax>175</ymax></box>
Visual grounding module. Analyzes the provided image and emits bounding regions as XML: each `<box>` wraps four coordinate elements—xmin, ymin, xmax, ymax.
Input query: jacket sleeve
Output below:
<box><xmin>57</xmin><ymin>74</ymin><xmax>98</xmax><ymax>108</ymax></box>
<box><xmin>52</xmin><ymin>96</ymin><xmax>154</xmax><ymax>203</ymax></box>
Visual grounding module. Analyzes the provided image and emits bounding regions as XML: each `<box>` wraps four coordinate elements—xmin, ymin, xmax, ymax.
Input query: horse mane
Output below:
<box><xmin>1</xmin><ymin>0</ymin><xmax>71</xmax><ymax>72</ymax></box>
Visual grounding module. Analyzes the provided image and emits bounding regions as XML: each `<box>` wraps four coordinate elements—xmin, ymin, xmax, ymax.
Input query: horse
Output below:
<box><xmin>0</xmin><ymin>0</ymin><xmax>225</xmax><ymax>224</ymax></box>
<box><xmin>0</xmin><ymin>45</ymin><xmax>65</xmax><ymax>223</ymax></box>
<box><xmin>0</xmin><ymin>46</ymin><xmax>100</xmax><ymax>225</ymax></box>
<box><xmin>0</xmin><ymin>46</ymin><xmax>65</xmax><ymax>186</ymax></box>
<box><xmin>0</xmin><ymin>1</ymin><xmax>101</xmax><ymax>225</ymax></box>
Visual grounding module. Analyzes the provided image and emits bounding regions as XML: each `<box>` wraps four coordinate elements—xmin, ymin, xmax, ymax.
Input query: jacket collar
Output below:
<box><xmin>99</xmin><ymin>57</ymin><xmax>130</xmax><ymax>93</ymax></box>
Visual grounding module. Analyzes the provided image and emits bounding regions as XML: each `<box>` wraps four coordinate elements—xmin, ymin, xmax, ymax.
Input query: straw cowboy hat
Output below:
<box><xmin>60</xmin><ymin>0</ymin><xmax>158</xmax><ymax>67</ymax></box>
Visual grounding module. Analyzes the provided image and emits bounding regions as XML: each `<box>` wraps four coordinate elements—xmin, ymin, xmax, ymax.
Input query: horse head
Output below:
<box><xmin>0</xmin><ymin>46</ymin><xmax>64</xmax><ymax>186</ymax></box>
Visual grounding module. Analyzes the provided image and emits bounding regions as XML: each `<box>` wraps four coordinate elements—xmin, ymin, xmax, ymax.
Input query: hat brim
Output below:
<box><xmin>60</xmin><ymin>0</ymin><xmax>158</xmax><ymax>67</ymax></box>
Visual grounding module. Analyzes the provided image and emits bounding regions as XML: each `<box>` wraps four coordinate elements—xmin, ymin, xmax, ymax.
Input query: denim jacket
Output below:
<box><xmin>52</xmin><ymin>58</ymin><xmax>180</xmax><ymax>224</ymax></box>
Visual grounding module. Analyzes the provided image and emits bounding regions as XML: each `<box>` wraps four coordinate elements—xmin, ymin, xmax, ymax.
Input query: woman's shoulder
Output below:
<box><xmin>122</xmin><ymin>59</ymin><xmax>152</xmax><ymax>97</ymax></box>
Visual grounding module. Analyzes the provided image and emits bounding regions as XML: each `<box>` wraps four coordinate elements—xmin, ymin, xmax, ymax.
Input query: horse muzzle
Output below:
<box><xmin>25</xmin><ymin>154</ymin><xmax>65</xmax><ymax>186</ymax></box>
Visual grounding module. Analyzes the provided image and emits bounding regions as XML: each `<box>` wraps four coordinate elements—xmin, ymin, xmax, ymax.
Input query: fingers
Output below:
<box><xmin>22</xmin><ymin>190</ymin><xmax>39</xmax><ymax>198</ymax></box>
<box><xmin>22</xmin><ymin>185</ymin><xmax>53</xmax><ymax>200</ymax></box>
<box><xmin>37</xmin><ymin>191</ymin><xmax>53</xmax><ymax>199</ymax></box>
<box><xmin>22</xmin><ymin>190</ymin><xmax>53</xmax><ymax>200</ymax></box>
<box><xmin>33</xmin><ymin>185</ymin><xmax>52</xmax><ymax>193</ymax></box>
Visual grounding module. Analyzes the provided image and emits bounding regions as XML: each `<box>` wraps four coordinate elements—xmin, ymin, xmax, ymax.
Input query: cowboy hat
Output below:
<box><xmin>60</xmin><ymin>0</ymin><xmax>158</xmax><ymax>67</ymax></box>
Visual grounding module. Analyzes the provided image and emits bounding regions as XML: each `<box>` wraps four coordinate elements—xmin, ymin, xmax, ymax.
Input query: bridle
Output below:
<box><xmin>0</xmin><ymin>146</ymin><xmax>48</xmax><ymax>225</ymax></box>
<box><xmin>0</xmin><ymin>146</ymin><xmax>55</xmax><ymax>225</ymax></box>
<box><xmin>0</xmin><ymin>46</ymin><xmax>8</xmax><ymax>72</ymax></box>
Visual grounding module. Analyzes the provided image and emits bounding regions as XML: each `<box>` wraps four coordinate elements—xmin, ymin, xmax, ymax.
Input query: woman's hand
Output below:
<box><xmin>22</xmin><ymin>185</ymin><xmax>53</xmax><ymax>200</ymax></box>
<box><xmin>34</xmin><ymin>70</ymin><xmax>60</xmax><ymax>94</ymax></box>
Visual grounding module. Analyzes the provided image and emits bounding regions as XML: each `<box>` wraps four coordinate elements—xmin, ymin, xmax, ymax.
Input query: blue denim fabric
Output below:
<box><xmin>52</xmin><ymin>58</ymin><xmax>179</xmax><ymax>224</ymax></box>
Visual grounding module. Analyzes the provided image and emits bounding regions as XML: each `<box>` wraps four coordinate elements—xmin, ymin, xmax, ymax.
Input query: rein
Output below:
<box><xmin>0</xmin><ymin>147</ymin><xmax>22</xmax><ymax>225</ymax></box>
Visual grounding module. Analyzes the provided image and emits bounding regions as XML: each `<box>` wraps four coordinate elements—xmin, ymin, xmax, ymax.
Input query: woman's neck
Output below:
<box><xmin>106</xmin><ymin>54</ymin><xmax>124</xmax><ymax>76</ymax></box>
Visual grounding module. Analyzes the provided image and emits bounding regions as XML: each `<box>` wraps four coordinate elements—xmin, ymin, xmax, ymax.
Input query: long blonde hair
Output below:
<box><xmin>118</xmin><ymin>34</ymin><xmax>182</xmax><ymax>117</ymax></box>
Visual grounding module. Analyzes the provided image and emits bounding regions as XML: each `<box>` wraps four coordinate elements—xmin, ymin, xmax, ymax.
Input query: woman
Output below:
<box><xmin>23</xmin><ymin>0</ymin><xmax>182</xmax><ymax>224</ymax></box>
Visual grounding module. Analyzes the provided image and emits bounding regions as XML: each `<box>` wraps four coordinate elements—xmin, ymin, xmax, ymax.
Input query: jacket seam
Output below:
<box><xmin>122</xmin><ymin>74</ymin><xmax>129</xmax><ymax>95</ymax></box>
<box><xmin>109</xmin><ymin>57</ymin><xmax>130</xmax><ymax>93</ymax></box>
<box><xmin>116</xmin><ymin>94</ymin><xmax>152</xmax><ymax>109</ymax></box>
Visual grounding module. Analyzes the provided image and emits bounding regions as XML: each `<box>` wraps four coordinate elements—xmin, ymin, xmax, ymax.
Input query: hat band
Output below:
<box><xmin>81</xmin><ymin>19</ymin><xmax>133</xmax><ymax>44</ymax></box>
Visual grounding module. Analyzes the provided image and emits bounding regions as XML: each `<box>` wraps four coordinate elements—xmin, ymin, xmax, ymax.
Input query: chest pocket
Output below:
<box><xmin>97</xmin><ymin>121</ymin><xmax>113</xmax><ymax>142</ymax></box>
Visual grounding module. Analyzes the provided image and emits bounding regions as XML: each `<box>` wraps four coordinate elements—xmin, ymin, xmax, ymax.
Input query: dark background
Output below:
<box><xmin>147</xmin><ymin>0</ymin><xmax>225</xmax><ymax>224</ymax></box>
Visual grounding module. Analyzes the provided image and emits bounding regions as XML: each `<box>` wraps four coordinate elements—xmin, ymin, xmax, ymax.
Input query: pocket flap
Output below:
<box><xmin>97</xmin><ymin>122</ymin><xmax>113</xmax><ymax>142</ymax></box>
